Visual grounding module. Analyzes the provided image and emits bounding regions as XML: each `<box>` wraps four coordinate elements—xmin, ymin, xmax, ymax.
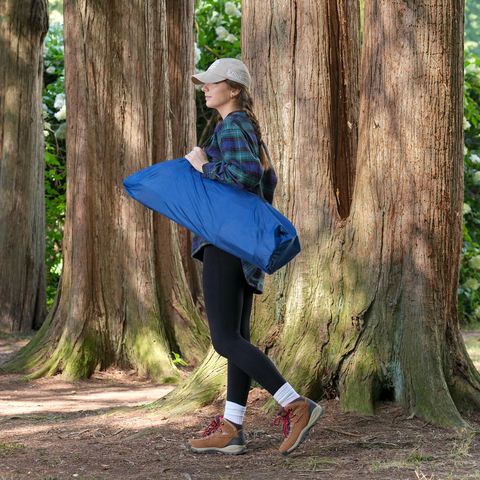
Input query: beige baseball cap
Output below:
<box><xmin>191</xmin><ymin>58</ymin><xmax>251</xmax><ymax>89</ymax></box>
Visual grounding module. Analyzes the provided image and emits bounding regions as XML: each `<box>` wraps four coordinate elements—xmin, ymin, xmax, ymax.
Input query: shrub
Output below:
<box><xmin>459</xmin><ymin>54</ymin><xmax>480</xmax><ymax>323</ymax></box>
<box><xmin>43</xmin><ymin>23</ymin><xmax>66</xmax><ymax>309</ymax></box>
<box><xmin>194</xmin><ymin>0</ymin><xmax>241</xmax><ymax>144</ymax></box>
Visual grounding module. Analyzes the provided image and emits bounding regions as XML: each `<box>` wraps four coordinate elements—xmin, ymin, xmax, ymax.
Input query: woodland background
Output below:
<box><xmin>40</xmin><ymin>0</ymin><xmax>480</xmax><ymax>324</ymax></box>
<box><xmin>1</xmin><ymin>0</ymin><xmax>480</xmax><ymax>431</ymax></box>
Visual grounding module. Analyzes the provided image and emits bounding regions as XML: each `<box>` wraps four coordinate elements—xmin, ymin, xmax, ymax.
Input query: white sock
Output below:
<box><xmin>273</xmin><ymin>382</ymin><xmax>301</xmax><ymax>407</ymax></box>
<box><xmin>224</xmin><ymin>401</ymin><xmax>246</xmax><ymax>426</ymax></box>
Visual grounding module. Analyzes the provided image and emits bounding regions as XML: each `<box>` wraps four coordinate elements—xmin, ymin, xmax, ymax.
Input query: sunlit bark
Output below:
<box><xmin>160</xmin><ymin>0</ymin><xmax>480</xmax><ymax>428</ymax></box>
<box><xmin>3</xmin><ymin>0</ymin><xmax>208</xmax><ymax>379</ymax></box>
<box><xmin>0</xmin><ymin>0</ymin><xmax>48</xmax><ymax>332</ymax></box>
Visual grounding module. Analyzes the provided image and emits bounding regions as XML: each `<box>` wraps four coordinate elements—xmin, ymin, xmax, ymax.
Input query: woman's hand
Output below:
<box><xmin>185</xmin><ymin>147</ymin><xmax>208</xmax><ymax>173</ymax></box>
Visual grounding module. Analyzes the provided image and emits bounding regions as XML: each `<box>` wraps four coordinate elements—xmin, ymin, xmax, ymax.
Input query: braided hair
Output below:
<box><xmin>225</xmin><ymin>79</ymin><xmax>271</xmax><ymax>171</ymax></box>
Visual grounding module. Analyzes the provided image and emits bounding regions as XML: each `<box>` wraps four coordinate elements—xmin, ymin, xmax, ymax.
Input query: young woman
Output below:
<box><xmin>185</xmin><ymin>58</ymin><xmax>324</xmax><ymax>456</ymax></box>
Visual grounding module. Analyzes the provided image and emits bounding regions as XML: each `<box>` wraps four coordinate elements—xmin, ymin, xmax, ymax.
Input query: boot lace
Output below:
<box><xmin>200</xmin><ymin>415</ymin><xmax>223</xmax><ymax>438</ymax></box>
<box><xmin>274</xmin><ymin>408</ymin><xmax>294</xmax><ymax>438</ymax></box>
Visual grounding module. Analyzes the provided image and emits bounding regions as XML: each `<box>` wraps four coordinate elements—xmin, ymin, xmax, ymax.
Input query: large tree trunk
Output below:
<box><xmin>248</xmin><ymin>0</ymin><xmax>478</xmax><ymax>428</ymax></box>
<box><xmin>2</xmin><ymin>0</ymin><xmax>208</xmax><ymax>380</ymax></box>
<box><xmin>153</xmin><ymin>0</ymin><xmax>209</xmax><ymax>365</ymax></box>
<box><xmin>0</xmin><ymin>0</ymin><xmax>48</xmax><ymax>332</ymax></box>
<box><xmin>158</xmin><ymin>0</ymin><xmax>480</xmax><ymax>428</ymax></box>
<box><xmin>156</xmin><ymin>0</ymin><xmax>362</xmax><ymax>419</ymax></box>
<box><xmin>338</xmin><ymin>0</ymin><xmax>480</xmax><ymax>427</ymax></box>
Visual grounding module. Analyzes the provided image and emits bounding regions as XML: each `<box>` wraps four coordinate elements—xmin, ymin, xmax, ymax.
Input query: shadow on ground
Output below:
<box><xmin>0</xmin><ymin>333</ymin><xmax>480</xmax><ymax>479</ymax></box>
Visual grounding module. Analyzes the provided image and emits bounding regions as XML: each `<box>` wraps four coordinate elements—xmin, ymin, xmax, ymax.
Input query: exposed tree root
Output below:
<box><xmin>145</xmin><ymin>347</ymin><xmax>227</xmax><ymax>419</ymax></box>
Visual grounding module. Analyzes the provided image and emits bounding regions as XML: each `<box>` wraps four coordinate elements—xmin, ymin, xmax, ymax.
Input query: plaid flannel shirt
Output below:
<box><xmin>191</xmin><ymin>110</ymin><xmax>277</xmax><ymax>294</ymax></box>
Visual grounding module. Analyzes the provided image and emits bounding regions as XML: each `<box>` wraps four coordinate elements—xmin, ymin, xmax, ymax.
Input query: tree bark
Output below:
<box><xmin>161</xmin><ymin>0</ymin><xmax>480</xmax><ymax>428</ymax></box>
<box><xmin>2</xmin><ymin>0</ymin><xmax>208</xmax><ymax>380</ymax></box>
<box><xmin>0</xmin><ymin>0</ymin><xmax>48</xmax><ymax>332</ymax></box>
<box><xmin>242</xmin><ymin>0</ymin><xmax>360</xmax><ymax>410</ymax></box>
<box><xmin>243</xmin><ymin>0</ymin><xmax>479</xmax><ymax>428</ymax></box>
<box><xmin>338</xmin><ymin>0</ymin><xmax>479</xmax><ymax>428</ymax></box>
<box><xmin>153</xmin><ymin>0</ymin><xmax>209</xmax><ymax>366</ymax></box>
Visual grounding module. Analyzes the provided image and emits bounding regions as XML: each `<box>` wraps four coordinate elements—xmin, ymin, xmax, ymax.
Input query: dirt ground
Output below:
<box><xmin>1</xmin><ymin>333</ymin><xmax>480</xmax><ymax>480</ymax></box>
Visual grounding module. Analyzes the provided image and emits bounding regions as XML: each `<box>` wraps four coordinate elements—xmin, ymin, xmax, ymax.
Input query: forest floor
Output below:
<box><xmin>1</xmin><ymin>332</ymin><xmax>480</xmax><ymax>480</ymax></box>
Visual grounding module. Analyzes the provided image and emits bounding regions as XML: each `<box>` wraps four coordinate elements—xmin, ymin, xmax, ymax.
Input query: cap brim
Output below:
<box><xmin>191</xmin><ymin>71</ymin><xmax>226</xmax><ymax>85</ymax></box>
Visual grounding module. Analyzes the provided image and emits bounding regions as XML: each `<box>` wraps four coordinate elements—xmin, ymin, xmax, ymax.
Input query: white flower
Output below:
<box><xmin>46</xmin><ymin>66</ymin><xmax>56</xmax><ymax>74</ymax></box>
<box><xmin>43</xmin><ymin>130</ymin><xmax>49</xmax><ymax>137</ymax></box>
<box><xmin>466</xmin><ymin>63</ymin><xmax>480</xmax><ymax>75</ymax></box>
<box><xmin>475</xmin><ymin>306</ymin><xmax>480</xmax><ymax>319</ymax></box>
<box><xmin>463</xmin><ymin>203</ymin><xmax>472</xmax><ymax>215</ymax></box>
<box><xmin>470</xmin><ymin>154</ymin><xmax>480</xmax><ymax>164</ymax></box>
<box><xmin>464</xmin><ymin>117</ymin><xmax>472</xmax><ymax>130</ymax></box>
<box><xmin>44</xmin><ymin>122</ymin><xmax>51</xmax><ymax>131</ymax></box>
<box><xmin>216</xmin><ymin>26</ymin><xmax>229</xmax><ymax>41</ymax></box>
<box><xmin>470</xmin><ymin>255</ymin><xmax>480</xmax><ymax>270</ymax></box>
<box><xmin>208</xmin><ymin>11</ymin><xmax>219</xmax><ymax>25</ymax></box>
<box><xmin>225</xmin><ymin>33</ymin><xmax>238</xmax><ymax>43</ymax></box>
<box><xmin>463</xmin><ymin>278</ymin><xmax>480</xmax><ymax>290</ymax></box>
<box><xmin>225</xmin><ymin>1</ymin><xmax>241</xmax><ymax>17</ymax></box>
<box><xmin>54</xmin><ymin>93</ymin><xmax>65</xmax><ymax>110</ymax></box>
<box><xmin>54</xmin><ymin>104</ymin><xmax>66</xmax><ymax>121</ymax></box>
<box><xmin>194</xmin><ymin>69</ymin><xmax>205</xmax><ymax>90</ymax></box>
<box><xmin>194</xmin><ymin>43</ymin><xmax>201</xmax><ymax>66</ymax></box>
<box><xmin>475</xmin><ymin>171</ymin><xmax>480</xmax><ymax>183</ymax></box>
<box><xmin>55</xmin><ymin>122</ymin><xmax>66</xmax><ymax>140</ymax></box>
<box><xmin>464</xmin><ymin>146</ymin><xmax>468</xmax><ymax>157</ymax></box>
<box><xmin>53</xmin><ymin>259</ymin><xmax>63</xmax><ymax>275</ymax></box>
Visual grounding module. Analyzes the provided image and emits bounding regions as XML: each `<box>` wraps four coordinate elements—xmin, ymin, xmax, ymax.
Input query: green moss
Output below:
<box><xmin>162</xmin><ymin>376</ymin><xmax>180</xmax><ymax>384</ymax></box>
<box><xmin>339</xmin><ymin>349</ymin><xmax>377</xmax><ymax>415</ymax></box>
<box><xmin>145</xmin><ymin>347</ymin><xmax>227</xmax><ymax>419</ymax></box>
<box><xmin>125</xmin><ymin>326</ymin><xmax>180</xmax><ymax>383</ymax></box>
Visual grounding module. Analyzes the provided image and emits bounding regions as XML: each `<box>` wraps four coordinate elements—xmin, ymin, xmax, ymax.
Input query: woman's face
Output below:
<box><xmin>201</xmin><ymin>81</ymin><xmax>235</xmax><ymax>111</ymax></box>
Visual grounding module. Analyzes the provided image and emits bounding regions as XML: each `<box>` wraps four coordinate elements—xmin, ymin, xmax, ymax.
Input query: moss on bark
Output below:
<box><xmin>146</xmin><ymin>347</ymin><xmax>227</xmax><ymax>419</ymax></box>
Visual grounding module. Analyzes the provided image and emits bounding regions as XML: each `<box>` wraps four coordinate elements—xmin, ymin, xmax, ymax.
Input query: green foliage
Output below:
<box><xmin>194</xmin><ymin>0</ymin><xmax>242</xmax><ymax>144</ymax></box>
<box><xmin>48</xmin><ymin>0</ymin><xmax>63</xmax><ymax>13</ymax></box>
<box><xmin>194</xmin><ymin>0</ymin><xmax>241</xmax><ymax>72</ymax></box>
<box><xmin>47</xmin><ymin>0</ymin><xmax>64</xmax><ymax>24</ymax></box>
<box><xmin>459</xmin><ymin>54</ymin><xmax>480</xmax><ymax>323</ymax></box>
<box><xmin>43</xmin><ymin>23</ymin><xmax>66</xmax><ymax>309</ymax></box>
<box><xmin>172</xmin><ymin>352</ymin><xmax>188</xmax><ymax>366</ymax></box>
<box><xmin>465</xmin><ymin>0</ymin><xmax>480</xmax><ymax>58</ymax></box>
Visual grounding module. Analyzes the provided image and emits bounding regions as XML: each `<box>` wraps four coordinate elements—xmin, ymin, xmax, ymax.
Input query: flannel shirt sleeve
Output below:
<box><xmin>202</xmin><ymin>123</ymin><xmax>263</xmax><ymax>190</ymax></box>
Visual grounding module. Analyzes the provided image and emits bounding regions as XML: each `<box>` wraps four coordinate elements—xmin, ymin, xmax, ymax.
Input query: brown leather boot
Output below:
<box><xmin>274</xmin><ymin>398</ymin><xmax>324</xmax><ymax>455</ymax></box>
<box><xmin>187</xmin><ymin>415</ymin><xmax>246</xmax><ymax>455</ymax></box>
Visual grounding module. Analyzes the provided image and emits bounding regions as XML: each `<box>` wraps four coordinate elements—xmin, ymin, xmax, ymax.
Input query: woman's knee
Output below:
<box><xmin>211</xmin><ymin>334</ymin><xmax>236</xmax><ymax>359</ymax></box>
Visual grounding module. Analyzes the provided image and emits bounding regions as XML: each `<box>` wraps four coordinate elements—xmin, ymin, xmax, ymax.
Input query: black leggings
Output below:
<box><xmin>202</xmin><ymin>245</ymin><xmax>287</xmax><ymax>406</ymax></box>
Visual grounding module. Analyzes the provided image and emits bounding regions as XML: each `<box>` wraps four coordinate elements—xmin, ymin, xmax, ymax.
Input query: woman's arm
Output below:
<box><xmin>201</xmin><ymin>123</ymin><xmax>263</xmax><ymax>190</ymax></box>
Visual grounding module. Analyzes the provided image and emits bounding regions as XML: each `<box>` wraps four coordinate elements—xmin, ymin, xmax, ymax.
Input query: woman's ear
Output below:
<box><xmin>231</xmin><ymin>88</ymin><xmax>241</xmax><ymax>98</ymax></box>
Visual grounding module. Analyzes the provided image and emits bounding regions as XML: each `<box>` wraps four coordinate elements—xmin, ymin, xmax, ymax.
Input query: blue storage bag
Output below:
<box><xmin>123</xmin><ymin>158</ymin><xmax>301</xmax><ymax>275</ymax></box>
